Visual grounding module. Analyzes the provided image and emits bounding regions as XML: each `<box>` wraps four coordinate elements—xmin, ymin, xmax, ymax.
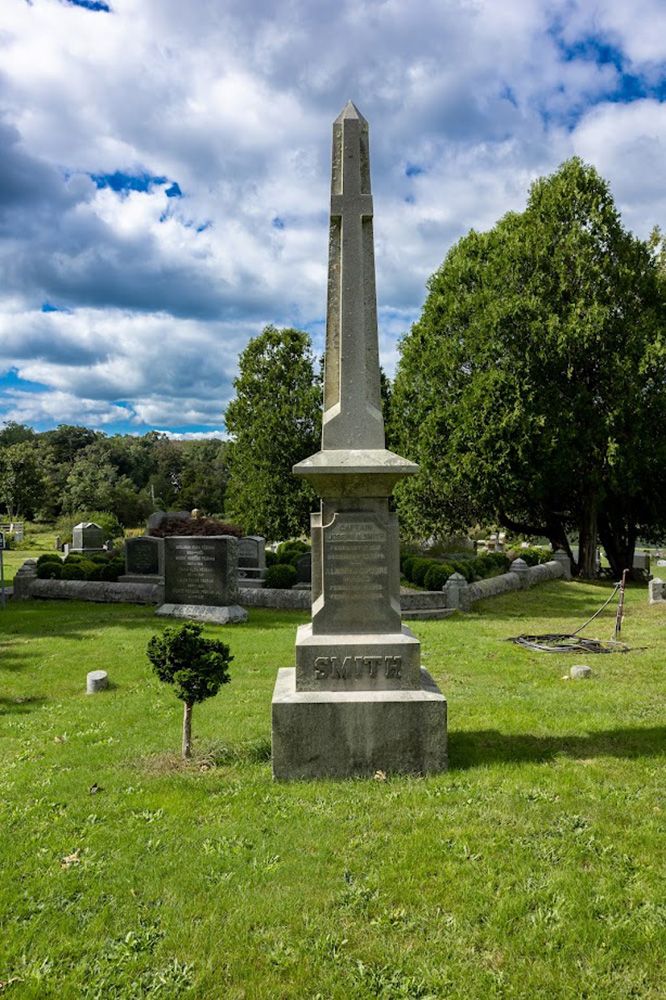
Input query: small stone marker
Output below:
<box><xmin>121</xmin><ymin>535</ymin><xmax>164</xmax><ymax>583</ymax></box>
<box><xmin>71</xmin><ymin>522</ymin><xmax>104</xmax><ymax>553</ymax></box>
<box><xmin>86</xmin><ymin>670</ymin><xmax>108</xmax><ymax>694</ymax></box>
<box><xmin>570</xmin><ymin>664</ymin><xmax>592</xmax><ymax>680</ymax></box>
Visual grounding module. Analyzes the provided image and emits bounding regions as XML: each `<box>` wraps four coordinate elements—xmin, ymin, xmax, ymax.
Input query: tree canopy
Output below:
<box><xmin>391</xmin><ymin>157</ymin><xmax>666</xmax><ymax>577</ymax></box>
<box><xmin>224</xmin><ymin>325</ymin><xmax>321</xmax><ymax>541</ymax></box>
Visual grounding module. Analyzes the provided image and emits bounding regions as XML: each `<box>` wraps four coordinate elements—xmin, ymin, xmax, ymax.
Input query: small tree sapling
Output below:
<box><xmin>147</xmin><ymin>621</ymin><xmax>232</xmax><ymax>759</ymax></box>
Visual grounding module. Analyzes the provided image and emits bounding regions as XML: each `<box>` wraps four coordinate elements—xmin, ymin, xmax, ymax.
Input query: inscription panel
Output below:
<box><xmin>126</xmin><ymin>536</ymin><xmax>162</xmax><ymax>576</ymax></box>
<box><xmin>313</xmin><ymin>511</ymin><xmax>400</xmax><ymax>634</ymax></box>
<box><xmin>164</xmin><ymin>536</ymin><xmax>238</xmax><ymax>606</ymax></box>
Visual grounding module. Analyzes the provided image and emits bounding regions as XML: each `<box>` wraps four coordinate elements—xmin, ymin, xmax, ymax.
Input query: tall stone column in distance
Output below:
<box><xmin>271</xmin><ymin>102</ymin><xmax>447</xmax><ymax>780</ymax></box>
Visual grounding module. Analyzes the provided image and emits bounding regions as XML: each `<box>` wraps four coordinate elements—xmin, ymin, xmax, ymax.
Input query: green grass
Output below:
<box><xmin>0</xmin><ymin>583</ymin><xmax>664</xmax><ymax>998</ymax></box>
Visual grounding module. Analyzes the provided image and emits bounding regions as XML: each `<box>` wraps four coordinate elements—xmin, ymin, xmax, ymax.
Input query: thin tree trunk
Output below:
<box><xmin>182</xmin><ymin>702</ymin><xmax>193</xmax><ymax>759</ymax></box>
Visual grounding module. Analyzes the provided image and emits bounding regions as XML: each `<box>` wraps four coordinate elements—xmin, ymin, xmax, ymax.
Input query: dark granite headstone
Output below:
<box><xmin>163</xmin><ymin>535</ymin><xmax>240</xmax><ymax>606</ymax></box>
<box><xmin>71</xmin><ymin>521</ymin><xmax>104</xmax><ymax>552</ymax></box>
<box><xmin>295</xmin><ymin>552</ymin><xmax>312</xmax><ymax>583</ymax></box>
<box><xmin>125</xmin><ymin>536</ymin><xmax>164</xmax><ymax>577</ymax></box>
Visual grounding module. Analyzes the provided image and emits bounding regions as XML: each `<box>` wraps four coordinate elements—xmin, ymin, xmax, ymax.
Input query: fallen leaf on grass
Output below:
<box><xmin>60</xmin><ymin>849</ymin><xmax>80</xmax><ymax>868</ymax></box>
<box><xmin>373</xmin><ymin>770</ymin><xmax>387</xmax><ymax>782</ymax></box>
<box><xmin>89</xmin><ymin>783</ymin><xmax>102</xmax><ymax>795</ymax></box>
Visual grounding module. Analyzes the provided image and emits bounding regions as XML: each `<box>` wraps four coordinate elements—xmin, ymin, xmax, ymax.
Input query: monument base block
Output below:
<box><xmin>271</xmin><ymin>667</ymin><xmax>447</xmax><ymax>780</ymax></box>
<box><xmin>155</xmin><ymin>603</ymin><xmax>248</xmax><ymax>625</ymax></box>
<box><xmin>295</xmin><ymin>622</ymin><xmax>421</xmax><ymax>690</ymax></box>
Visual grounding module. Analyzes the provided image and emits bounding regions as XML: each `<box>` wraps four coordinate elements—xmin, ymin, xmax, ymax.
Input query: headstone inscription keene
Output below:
<box><xmin>157</xmin><ymin>535</ymin><xmax>247</xmax><ymax>624</ymax></box>
<box><xmin>271</xmin><ymin>102</ymin><xmax>447</xmax><ymax>779</ymax></box>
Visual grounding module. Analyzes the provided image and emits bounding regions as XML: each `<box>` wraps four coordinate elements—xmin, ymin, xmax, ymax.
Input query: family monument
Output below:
<box><xmin>271</xmin><ymin>102</ymin><xmax>447</xmax><ymax>779</ymax></box>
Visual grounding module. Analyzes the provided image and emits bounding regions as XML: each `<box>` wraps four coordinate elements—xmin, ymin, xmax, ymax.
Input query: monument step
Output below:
<box><xmin>401</xmin><ymin>608</ymin><xmax>455</xmax><ymax>620</ymax></box>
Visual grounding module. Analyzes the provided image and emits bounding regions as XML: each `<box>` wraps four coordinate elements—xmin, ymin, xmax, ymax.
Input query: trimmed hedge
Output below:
<box><xmin>37</xmin><ymin>562</ymin><xmax>63</xmax><ymax>580</ymax></box>
<box><xmin>423</xmin><ymin>563</ymin><xmax>453</xmax><ymax>591</ymax></box>
<box><xmin>264</xmin><ymin>563</ymin><xmax>298</xmax><ymax>589</ymax></box>
<box><xmin>36</xmin><ymin>554</ymin><xmax>63</xmax><ymax>567</ymax></box>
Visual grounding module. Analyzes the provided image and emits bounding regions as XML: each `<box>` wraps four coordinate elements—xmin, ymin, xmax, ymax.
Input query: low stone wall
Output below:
<box><xmin>467</xmin><ymin>558</ymin><xmax>566</xmax><ymax>606</ymax></box>
<box><xmin>239</xmin><ymin>587</ymin><xmax>311</xmax><ymax>611</ymax></box>
<box><xmin>27</xmin><ymin>578</ymin><xmax>161</xmax><ymax>605</ymax></box>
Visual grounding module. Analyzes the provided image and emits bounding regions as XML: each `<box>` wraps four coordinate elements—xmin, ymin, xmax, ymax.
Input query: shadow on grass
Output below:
<box><xmin>450</xmin><ymin>726</ymin><xmax>666</xmax><ymax>770</ymax></box>
<box><xmin>0</xmin><ymin>695</ymin><xmax>47</xmax><ymax>715</ymax></box>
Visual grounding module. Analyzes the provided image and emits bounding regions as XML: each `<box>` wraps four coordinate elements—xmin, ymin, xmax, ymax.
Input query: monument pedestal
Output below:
<box><xmin>272</xmin><ymin>667</ymin><xmax>447</xmax><ymax>780</ymax></box>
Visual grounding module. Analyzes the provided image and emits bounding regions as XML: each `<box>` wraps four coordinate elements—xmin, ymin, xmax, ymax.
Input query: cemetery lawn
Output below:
<box><xmin>1</xmin><ymin>583</ymin><xmax>664</xmax><ymax>999</ymax></box>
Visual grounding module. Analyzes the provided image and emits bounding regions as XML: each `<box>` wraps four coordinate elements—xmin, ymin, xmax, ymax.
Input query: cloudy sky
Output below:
<box><xmin>1</xmin><ymin>0</ymin><xmax>665</xmax><ymax>437</ymax></box>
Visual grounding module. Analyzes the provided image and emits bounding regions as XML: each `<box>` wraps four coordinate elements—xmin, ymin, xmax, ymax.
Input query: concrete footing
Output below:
<box><xmin>271</xmin><ymin>667</ymin><xmax>447</xmax><ymax>780</ymax></box>
<box><xmin>155</xmin><ymin>603</ymin><xmax>248</xmax><ymax>624</ymax></box>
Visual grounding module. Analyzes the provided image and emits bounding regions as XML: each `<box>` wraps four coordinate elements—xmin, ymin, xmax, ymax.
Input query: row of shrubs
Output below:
<box><xmin>263</xmin><ymin>540</ymin><xmax>311</xmax><ymax>588</ymax></box>
<box><xmin>400</xmin><ymin>548</ymin><xmax>551</xmax><ymax>590</ymax></box>
<box><xmin>36</xmin><ymin>552</ymin><xmax>125</xmax><ymax>582</ymax></box>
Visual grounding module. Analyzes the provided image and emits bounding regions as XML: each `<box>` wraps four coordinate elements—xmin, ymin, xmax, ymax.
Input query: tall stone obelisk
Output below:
<box><xmin>271</xmin><ymin>102</ymin><xmax>447</xmax><ymax>780</ymax></box>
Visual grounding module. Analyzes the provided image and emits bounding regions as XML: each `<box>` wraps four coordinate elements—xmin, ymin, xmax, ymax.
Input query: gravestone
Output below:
<box><xmin>295</xmin><ymin>552</ymin><xmax>311</xmax><ymax>584</ymax></box>
<box><xmin>120</xmin><ymin>535</ymin><xmax>164</xmax><ymax>584</ymax></box>
<box><xmin>70</xmin><ymin>521</ymin><xmax>104</xmax><ymax>553</ymax></box>
<box><xmin>156</xmin><ymin>535</ymin><xmax>247</xmax><ymax>624</ymax></box>
<box><xmin>271</xmin><ymin>102</ymin><xmax>447</xmax><ymax>779</ymax></box>
<box><xmin>237</xmin><ymin>535</ymin><xmax>266</xmax><ymax>589</ymax></box>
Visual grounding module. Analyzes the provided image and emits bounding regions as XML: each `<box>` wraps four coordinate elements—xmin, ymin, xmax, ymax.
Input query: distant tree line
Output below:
<box><xmin>0</xmin><ymin>423</ymin><xmax>229</xmax><ymax>527</ymax></box>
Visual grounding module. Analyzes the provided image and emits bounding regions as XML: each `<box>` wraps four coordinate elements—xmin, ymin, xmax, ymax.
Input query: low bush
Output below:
<box><xmin>98</xmin><ymin>560</ymin><xmax>124</xmax><ymax>582</ymax></box>
<box><xmin>513</xmin><ymin>545</ymin><xmax>551</xmax><ymax>567</ymax></box>
<box><xmin>265</xmin><ymin>550</ymin><xmax>278</xmax><ymax>567</ymax></box>
<box><xmin>424</xmin><ymin>563</ymin><xmax>453</xmax><ymax>591</ymax></box>
<box><xmin>149</xmin><ymin>516</ymin><xmax>242</xmax><ymax>538</ymax></box>
<box><xmin>473</xmin><ymin>552</ymin><xmax>511</xmax><ymax>577</ymax></box>
<box><xmin>450</xmin><ymin>559</ymin><xmax>475</xmax><ymax>583</ymax></box>
<box><xmin>61</xmin><ymin>563</ymin><xmax>87</xmax><ymax>580</ymax></box>
<box><xmin>401</xmin><ymin>556</ymin><xmax>417</xmax><ymax>581</ymax></box>
<box><xmin>36</xmin><ymin>553</ymin><xmax>62</xmax><ymax>567</ymax></box>
<box><xmin>276</xmin><ymin>540</ymin><xmax>309</xmax><ymax>562</ymax></box>
<box><xmin>264</xmin><ymin>563</ymin><xmax>298</xmax><ymax>589</ymax></box>
<box><xmin>37</xmin><ymin>562</ymin><xmax>62</xmax><ymax>580</ymax></box>
<box><xmin>64</xmin><ymin>553</ymin><xmax>85</xmax><ymax>564</ymax></box>
<box><xmin>410</xmin><ymin>558</ymin><xmax>433</xmax><ymax>587</ymax></box>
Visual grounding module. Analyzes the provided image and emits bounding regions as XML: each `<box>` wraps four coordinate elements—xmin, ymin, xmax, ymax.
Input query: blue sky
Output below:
<box><xmin>1</xmin><ymin>0</ymin><xmax>666</xmax><ymax>438</ymax></box>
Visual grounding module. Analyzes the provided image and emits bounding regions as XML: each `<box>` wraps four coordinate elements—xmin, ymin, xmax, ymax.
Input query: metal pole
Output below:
<box><xmin>614</xmin><ymin>569</ymin><xmax>627</xmax><ymax>640</ymax></box>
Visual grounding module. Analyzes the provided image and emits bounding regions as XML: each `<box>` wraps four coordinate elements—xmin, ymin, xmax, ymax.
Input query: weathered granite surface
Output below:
<box><xmin>163</xmin><ymin>535</ymin><xmax>240</xmax><ymax>606</ymax></box>
<box><xmin>29</xmin><ymin>579</ymin><xmax>161</xmax><ymax>604</ymax></box>
<box><xmin>155</xmin><ymin>603</ymin><xmax>248</xmax><ymax>624</ymax></box>
<box><xmin>124</xmin><ymin>535</ymin><xmax>164</xmax><ymax>580</ymax></box>
<box><xmin>648</xmin><ymin>577</ymin><xmax>664</xmax><ymax>604</ymax></box>
<box><xmin>87</xmin><ymin>670</ymin><xmax>108</xmax><ymax>694</ymax></box>
<box><xmin>273</xmin><ymin>102</ymin><xmax>446</xmax><ymax>779</ymax></box>
<box><xmin>272</xmin><ymin>667</ymin><xmax>447</xmax><ymax>779</ymax></box>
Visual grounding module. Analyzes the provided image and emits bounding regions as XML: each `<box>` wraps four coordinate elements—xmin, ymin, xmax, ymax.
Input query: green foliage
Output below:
<box><xmin>265</xmin><ymin>550</ymin><xmax>278</xmax><ymax>567</ymax></box>
<box><xmin>147</xmin><ymin>622</ymin><xmax>232</xmax><ymax>706</ymax></box>
<box><xmin>264</xmin><ymin>563</ymin><xmax>298</xmax><ymax>589</ymax></box>
<box><xmin>98</xmin><ymin>559</ymin><xmax>124</xmax><ymax>582</ymax></box>
<box><xmin>55</xmin><ymin>511</ymin><xmax>123</xmax><ymax>545</ymax></box>
<box><xmin>225</xmin><ymin>326</ymin><xmax>321</xmax><ymax>540</ymax></box>
<box><xmin>512</xmin><ymin>545</ymin><xmax>551</xmax><ymax>567</ymax></box>
<box><xmin>0</xmin><ymin>441</ymin><xmax>46</xmax><ymax>519</ymax></box>
<box><xmin>61</xmin><ymin>562</ymin><xmax>87</xmax><ymax>580</ymax></box>
<box><xmin>36</xmin><ymin>561</ymin><xmax>63</xmax><ymax>579</ymax></box>
<box><xmin>64</xmin><ymin>553</ymin><xmax>85</xmax><ymax>563</ymax></box>
<box><xmin>36</xmin><ymin>553</ymin><xmax>62</xmax><ymax>567</ymax></box>
<box><xmin>472</xmin><ymin>552</ymin><xmax>511</xmax><ymax>578</ymax></box>
<box><xmin>392</xmin><ymin>157</ymin><xmax>666</xmax><ymax>579</ymax></box>
<box><xmin>423</xmin><ymin>562</ymin><xmax>453</xmax><ymax>590</ymax></box>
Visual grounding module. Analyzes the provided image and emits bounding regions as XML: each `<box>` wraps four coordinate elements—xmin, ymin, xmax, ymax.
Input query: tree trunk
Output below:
<box><xmin>182</xmin><ymin>702</ymin><xmax>193</xmax><ymax>759</ymax></box>
<box><xmin>577</xmin><ymin>499</ymin><xmax>598</xmax><ymax>579</ymax></box>
<box><xmin>599</xmin><ymin>508</ymin><xmax>637</xmax><ymax>581</ymax></box>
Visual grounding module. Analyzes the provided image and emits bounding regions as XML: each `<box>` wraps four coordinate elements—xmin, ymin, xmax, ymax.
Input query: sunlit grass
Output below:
<box><xmin>0</xmin><ymin>582</ymin><xmax>664</xmax><ymax>998</ymax></box>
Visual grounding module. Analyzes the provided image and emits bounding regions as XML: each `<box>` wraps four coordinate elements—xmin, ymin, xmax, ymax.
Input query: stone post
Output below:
<box><xmin>444</xmin><ymin>572</ymin><xmax>470</xmax><ymax>611</ymax></box>
<box><xmin>551</xmin><ymin>549</ymin><xmax>572</xmax><ymax>580</ymax></box>
<box><xmin>510</xmin><ymin>557</ymin><xmax>531</xmax><ymax>588</ymax></box>
<box><xmin>12</xmin><ymin>559</ymin><xmax>37</xmax><ymax>600</ymax></box>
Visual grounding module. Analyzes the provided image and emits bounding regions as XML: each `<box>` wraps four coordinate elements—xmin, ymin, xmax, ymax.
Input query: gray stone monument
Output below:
<box><xmin>238</xmin><ymin>535</ymin><xmax>266</xmax><ymax>589</ymax></box>
<box><xmin>120</xmin><ymin>535</ymin><xmax>164</xmax><ymax>584</ymax></box>
<box><xmin>156</xmin><ymin>535</ymin><xmax>247</xmax><ymax>624</ymax></box>
<box><xmin>271</xmin><ymin>102</ymin><xmax>447</xmax><ymax>779</ymax></box>
<box><xmin>69</xmin><ymin>521</ymin><xmax>104</xmax><ymax>554</ymax></box>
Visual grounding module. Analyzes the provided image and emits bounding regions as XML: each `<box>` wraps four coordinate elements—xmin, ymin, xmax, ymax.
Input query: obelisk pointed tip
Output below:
<box><xmin>335</xmin><ymin>100</ymin><xmax>367</xmax><ymax>124</ymax></box>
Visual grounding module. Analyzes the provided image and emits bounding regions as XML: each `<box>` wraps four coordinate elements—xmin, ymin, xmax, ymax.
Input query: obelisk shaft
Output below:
<box><xmin>322</xmin><ymin>102</ymin><xmax>384</xmax><ymax>451</ymax></box>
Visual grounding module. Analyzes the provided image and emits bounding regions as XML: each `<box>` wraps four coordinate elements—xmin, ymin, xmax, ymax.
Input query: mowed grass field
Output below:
<box><xmin>0</xmin><ymin>582</ymin><xmax>664</xmax><ymax>999</ymax></box>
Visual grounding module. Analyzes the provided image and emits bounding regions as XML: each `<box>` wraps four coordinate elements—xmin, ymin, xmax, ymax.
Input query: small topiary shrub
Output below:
<box><xmin>424</xmin><ymin>563</ymin><xmax>453</xmax><ymax>591</ymax></box>
<box><xmin>37</xmin><ymin>561</ymin><xmax>63</xmax><ymax>580</ymax></box>
<box><xmin>61</xmin><ymin>563</ymin><xmax>87</xmax><ymax>580</ymax></box>
<box><xmin>265</xmin><ymin>550</ymin><xmax>278</xmax><ymax>567</ymax></box>
<box><xmin>276</xmin><ymin>539</ymin><xmax>309</xmax><ymax>562</ymax></box>
<box><xmin>514</xmin><ymin>546</ymin><xmax>550</xmax><ymax>567</ymax></box>
<box><xmin>450</xmin><ymin>559</ymin><xmax>475</xmax><ymax>583</ymax></box>
<box><xmin>147</xmin><ymin>621</ymin><xmax>233</xmax><ymax>759</ymax></box>
<box><xmin>97</xmin><ymin>560</ymin><xmax>124</xmax><ymax>582</ymax></box>
<box><xmin>264</xmin><ymin>563</ymin><xmax>298</xmax><ymax>589</ymax></box>
<box><xmin>37</xmin><ymin>553</ymin><xmax>63</xmax><ymax>567</ymax></box>
<box><xmin>411</xmin><ymin>558</ymin><xmax>435</xmax><ymax>587</ymax></box>
<box><xmin>64</xmin><ymin>553</ymin><xmax>84</xmax><ymax>564</ymax></box>
<box><xmin>401</xmin><ymin>556</ymin><xmax>416</xmax><ymax>581</ymax></box>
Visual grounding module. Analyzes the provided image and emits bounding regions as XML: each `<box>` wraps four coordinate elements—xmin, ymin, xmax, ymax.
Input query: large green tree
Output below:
<box><xmin>0</xmin><ymin>441</ymin><xmax>46</xmax><ymax>520</ymax></box>
<box><xmin>224</xmin><ymin>326</ymin><xmax>321</xmax><ymax>540</ymax></box>
<box><xmin>392</xmin><ymin>158</ymin><xmax>666</xmax><ymax>578</ymax></box>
